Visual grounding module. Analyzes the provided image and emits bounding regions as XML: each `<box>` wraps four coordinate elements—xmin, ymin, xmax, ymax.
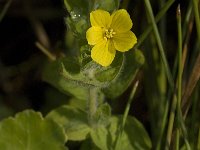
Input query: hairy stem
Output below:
<box><xmin>88</xmin><ymin>88</ymin><xmax>98</xmax><ymax>126</ymax></box>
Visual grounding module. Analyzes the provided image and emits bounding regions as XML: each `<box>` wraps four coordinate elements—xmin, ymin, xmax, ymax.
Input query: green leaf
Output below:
<box><xmin>43</xmin><ymin>50</ymin><xmax>144</xmax><ymax>100</ymax></box>
<box><xmin>42</xmin><ymin>56</ymin><xmax>109</xmax><ymax>100</ymax></box>
<box><xmin>46</xmin><ymin>105</ymin><xmax>91</xmax><ymax>141</ymax></box>
<box><xmin>90</xmin><ymin>116</ymin><xmax>151</xmax><ymax>150</ymax></box>
<box><xmin>42</xmin><ymin>58</ymin><xmax>90</xmax><ymax>100</ymax></box>
<box><xmin>90</xmin><ymin>127</ymin><xmax>109</xmax><ymax>150</ymax></box>
<box><xmin>93</xmin><ymin>53</ymin><xmax>123</xmax><ymax>82</ymax></box>
<box><xmin>68</xmin><ymin>98</ymin><xmax>87</xmax><ymax>111</ymax></box>
<box><xmin>0</xmin><ymin>110</ymin><xmax>67</xmax><ymax>150</ymax></box>
<box><xmin>93</xmin><ymin>103</ymin><xmax>111</xmax><ymax>126</ymax></box>
<box><xmin>102</xmin><ymin>50</ymin><xmax>145</xmax><ymax>99</ymax></box>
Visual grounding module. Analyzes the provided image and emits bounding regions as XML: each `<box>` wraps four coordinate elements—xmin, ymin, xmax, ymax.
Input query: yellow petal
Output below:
<box><xmin>90</xmin><ymin>9</ymin><xmax>111</xmax><ymax>28</ymax></box>
<box><xmin>91</xmin><ymin>40</ymin><xmax>116</xmax><ymax>67</ymax></box>
<box><xmin>86</xmin><ymin>27</ymin><xmax>104</xmax><ymax>45</ymax></box>
<box><xmin>113</xmin><ymin>31</ymin><xmax>137</xmax><ymax>52</ymax></box>
<box><xmin>110</xmin><ymin>9</ymin><xmax>133</xmax><ymax>33</ymax></box>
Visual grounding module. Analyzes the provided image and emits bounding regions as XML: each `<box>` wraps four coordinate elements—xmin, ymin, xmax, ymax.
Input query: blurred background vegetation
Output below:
<box><xmin>0</xmin><ymin>0</ymin><xmax>67</xmax><ymax>117</ymax></box>
<box><xmin>0</xmin><ymin>0</ymin><xmax>200</xmax><ymax>149</ymax></box>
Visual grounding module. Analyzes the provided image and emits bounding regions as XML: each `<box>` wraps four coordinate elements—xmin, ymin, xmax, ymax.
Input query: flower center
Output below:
<box><xmin>104</xmin><ymin>28</ymin><xmax>116</xmax><ymax>40</ymax></box>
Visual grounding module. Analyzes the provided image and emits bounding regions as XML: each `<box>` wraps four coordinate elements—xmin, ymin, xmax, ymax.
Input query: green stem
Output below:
<box><xmin>156</xmin><ymin>100</ymin><xmax>169</xmax><ymax>150</ymax></box>
<box><xmin>165</xmin><ymin>5</ymin><xmax>182</xmax><ymax>149</ymax></box>
<box><xmin>114</xmin><ymin>81</ymin><xmax>139</xmax><ymax>149</ymax></box>
<box><xmin>176</xmin><ymin>6</ymin><xmax>185</xmax><ymax>138</ymax></box>
<box><xmin>64</xmin><ymin>0</ymin><xmax>71</xmax><ymax>12</ymax></box>
<box><xmin>177</xmin><ymin>4</ymin><xmax>182</xmax><ymax>110</ymax></box>
<box><xmin>198</xmin><ymin>127</ymin><xmax>200</xmax><ymax>150</ymax></box>
<box><xmin>166</xmin><ymin>95</ymin><xmax>177</xmax><ymax>149</ymax></box>
<box><xmin>136</xmin><ymin>0</ymin><xmax>175</xmax><ymax>48</ymax></box>
<box><xmin>144</xmin><ymin>0</ymin><xmax>174</xmax><ymax>90</ymax></box>
<box><xmin>182</xmin><ymin>0</ymin><xmax>193</xmax><ymax>39</ymax></box>
<box><xmin>192</xmin><ymin>0</ymin><xmax>200</xmax><ymax>41</ymax></box>
<box><xmin>121</xmin><ymin>81</ymin><xmax>139</xmax><ymax>129</ymax></box>
<box><xmin>165</xmin><ymin>5</ymin><xmax>191</xmax><ymax>150</ymax></box>
<box><xmin>175</xmin><ymin>129</ymin><xmax>180</xmax><ymax>150</ymax></box>
<box><xmin>176</xmin><ymin>5</ymin><xmax>182</xmax><ymax>150</ymax></box>
<box><xmin>0</xmin><ymin>0</ymin><xmax>12</xmax><ymax>22</ymax></box>
<box><xmin>177</xmin><ymin>5</ymin><xmax>191</xmax><ymax>148</ymax></box>
<box><xmin>88</xmin><ymin>88</ymin><xmax>98</xmax><ymax>126</ymax></box>
<box><xmin>159</xmin><ymin>0</ymin><xmax>166</xmax><ymax>46</ymax></box>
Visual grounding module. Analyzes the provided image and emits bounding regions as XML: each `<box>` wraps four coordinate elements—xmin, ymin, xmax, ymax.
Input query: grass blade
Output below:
<box><xmin>192</xmin><ymin>0</ymin><xmax>200</xmax><ymax>41</ymax></box>
<box><xmin>136</xmin><ymin>0</ymin><xmax>175</xmax><ymax>48</ymax></box>
<box><xmin>143</xmin><ymin>0</ymin><xmax>174</xmax><ymax>91</ymax></box>
<box><xmin>114</xmin><ymin>81</ymin><xmax>139</xmax><ymax>149</ymax></box>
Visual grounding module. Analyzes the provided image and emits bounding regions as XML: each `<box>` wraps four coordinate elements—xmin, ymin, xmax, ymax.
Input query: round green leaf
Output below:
<box><xmin>90</xmin><ymin>115</ymin><xmax>151</xmax><ymax>150</ymax></box>
<box><xmin>46</xmin><ymin>105</ymin><xmax>91</xmax><ymax>141</ymax></box>
<box><xmin>0</xmin><ymin>110</ymin><xmax>67</xmax><ymax>150</ymax></box>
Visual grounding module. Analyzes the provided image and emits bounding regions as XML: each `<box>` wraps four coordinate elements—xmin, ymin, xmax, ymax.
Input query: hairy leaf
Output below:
<box><xmin>42</xmin><ymin>57</ymin><xmax>89</xmax><ymax>100</ymax></box>
<box><xmin>102</xmin><ymin>50</ymin><xmax>145</xmax><ymax>98</ymax></box>
<box><xmin>90</xmin><ymin>116</ymin><xmax>151</xmax><ymax>150</ymax></box>
<box><xmin>46</xmin><ymin>105</ymin><xmax>91</xmax><ymax>141</ymax></box>
<box><xmin>43</xmin><ymin>50</ymin><xmax>144</xmax><ymax>100</ymax></box>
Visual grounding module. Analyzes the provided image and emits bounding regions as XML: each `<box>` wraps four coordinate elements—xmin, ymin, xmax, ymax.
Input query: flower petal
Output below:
<box><xmin>113</xmin><ymin>31</ymin><xmax>137</xmax><ymax>52</ymax></box>
<box><xmin>90</xmin><ymin>10</ymin><xmax>111</xmax><ymax>28</ymax></box>
<box><xmin>86</xmin><ymin>27</ymin><xmax>104</xmax><ymax>45</ymax></box>
<box><xmin>110</xmin><ymin>9</ymin><xmax>133</xmax><ymax>33</ymax></box>
<box><xmin>91</xmin><ymin>40</ymin><xmax>116</xmax><ymax>67</ymax></box>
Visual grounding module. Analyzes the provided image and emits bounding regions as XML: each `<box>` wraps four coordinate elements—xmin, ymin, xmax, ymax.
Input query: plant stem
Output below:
<box><xmin>165</xmin><ymin>5</ymin><xmax>182</xmax><ymax>149</ymax></box>
<box><xmin>122</xmin><ymin>81</ymin><xmax>139</xmax><ymax>130</ymax></box>
<box><xmin>176</xmin><ymin>5</ymin><xmax>182</xmax><ymax>150</ymax></box>
<box><xmin>35</xmin><ymin>42</ymin><xmax>56</xmax><ymax>61</ymax></box>
<box><xmin>136</xmin><ymin>0</ymin><xmax>175</xmax><ymax>48</ymax></box>
<box><xmin>144</xmin><ymin>0</ymin><xmax>174</xmax><ymax>90</ymax></box>
<box><xmin>114</xmin><ymin>81</ymin><xmax>139</xmax><ymax>149</ymax></box>
<box><xmin>63</xmin><ymin>0</ymin><xmax>71</xmax><ymax>12</ymax></box>
<box><xmin>177</xmin><ymin>4</ymin><xmax>182</xmax><ymax>111</ymax></box>
<box><xmin>175</xmin><ymin>129</ymin><xmax>180</xmax><ymax>150</ymax></box>
<box><xmin>165</xmin><ymin>5</ymin><xmax>191</xmax><ymax>150</ymax></box>
<box><xmin>182</xmin><ymin>0</ymin><xmax>193</xmax><ymax>39</ymax></box>
<box><xmin>192</xmin><ymin>0</ymin><xmax>200</xmax><ymax>41</ymax></box>
<box><xmin>198</xmin><ymin>127</ymin><xmax>200</xmax><ymax>150</ymax></box>
<box><xmin>166</xmin><ymin>95</ymin><xmax>177</xmax><ymax>150</ymax></box>
<box><xmin>88</xmin><ymin>88</ymin><xmax>98</xmax><ymax>126</ymax></box>
<box><xmin>156</xmin><ymin>100</ymin><xmax>169</xmax><ymax>150</ymax></box>
<box><xmin>177</xmin><ymin>5</ymin><xmax>191</xmax><ymax>148</ymax></box>
<box><xmin>158</xmin><ymin>0</ymin><xmax>167</xmax><ymax>46</ymax></box>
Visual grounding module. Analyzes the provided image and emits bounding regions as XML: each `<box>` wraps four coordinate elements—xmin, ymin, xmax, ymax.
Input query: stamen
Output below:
<box><xmin>104</xmin><ymin>28</ymin><xmax>116</xmax><ymax>39</ymax></box>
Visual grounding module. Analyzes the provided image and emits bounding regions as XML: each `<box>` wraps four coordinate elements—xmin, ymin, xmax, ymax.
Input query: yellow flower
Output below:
<box><xmin>86</xmin><ymin>9</ymin><xmax>137</xmax><ymax>67</ymax></box>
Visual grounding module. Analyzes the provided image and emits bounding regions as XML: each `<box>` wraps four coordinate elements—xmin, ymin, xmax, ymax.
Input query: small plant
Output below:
<box><xmin>0</xmin><ymin>0</ymin><xmax>200</xmax><ymax>149</ymax></box>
